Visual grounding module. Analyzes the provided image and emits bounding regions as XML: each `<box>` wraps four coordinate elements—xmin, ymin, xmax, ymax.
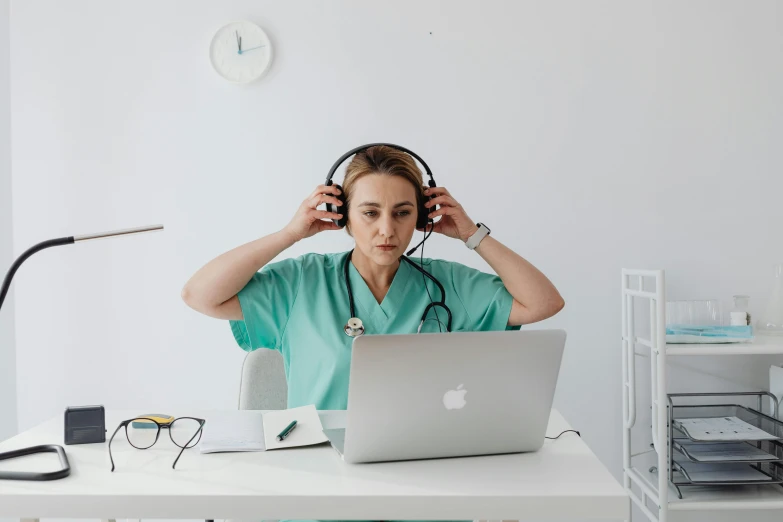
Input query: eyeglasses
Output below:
<box><xmin>108</xmin><ymin>416</ymin><xmax>206</xmax><ymax>471</ymax></box>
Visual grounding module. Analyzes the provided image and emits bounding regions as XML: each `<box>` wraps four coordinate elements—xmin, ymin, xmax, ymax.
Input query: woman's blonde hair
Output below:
<box><xmin>342</xmin><ymin>145</ymin><xmax>425</xmax><ymax>234</ymax></box>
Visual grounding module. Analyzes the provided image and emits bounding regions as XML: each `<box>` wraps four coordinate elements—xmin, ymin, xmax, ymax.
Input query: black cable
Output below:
<box><xmin>401</xmin><ymin>255</ymin><xmax>453</xmax><ymax>331</ymax></box>
<box><xmin>405</xmin><ymin>234</ymin><xmax>426</xmax><ymax>257</ymax></box>
<box><xmin>545</xmin><ymin>430</ymin><xmax>581</xmax><ymax>440</ymax></box>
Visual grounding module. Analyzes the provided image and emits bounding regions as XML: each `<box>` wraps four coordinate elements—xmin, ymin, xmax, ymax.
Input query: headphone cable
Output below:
<box><xmin>406</xmin><ymin>236</ymin><xmax>425</xmax><ymax>257</ymax></box>
<box><xmin>406</xmin><ymin>216</ymin><xmax>433</xmax><ymax>257</ymax></box>
<box><xmin>412</xmin><ymin>223</ymin><xmax>442</xmax><ymax>332</ymax></box>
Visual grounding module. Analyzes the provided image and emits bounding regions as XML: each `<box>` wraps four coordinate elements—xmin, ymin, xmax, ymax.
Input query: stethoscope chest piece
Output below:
<box><xmin>344</xmin><ymin>317</ymin><xmax>365</xmax><ymax>337</ymax></box>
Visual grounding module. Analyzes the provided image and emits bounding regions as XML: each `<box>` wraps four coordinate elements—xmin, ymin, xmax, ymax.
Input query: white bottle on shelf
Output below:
<box><xmin>731</xmin><ymin>295</ymin><xmax>750</xmax><ymax>326</ymax></box>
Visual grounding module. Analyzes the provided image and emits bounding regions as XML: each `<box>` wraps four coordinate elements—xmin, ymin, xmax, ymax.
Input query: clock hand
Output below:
<box><xmin>235</xmin><ymin>30</ymin><xmax>241</xmax><ymax>53</ymax></box>
<box><xmin>239</xmin><ymin>44</ymin><xmax>266</xmax><ymax>54</ymax></box>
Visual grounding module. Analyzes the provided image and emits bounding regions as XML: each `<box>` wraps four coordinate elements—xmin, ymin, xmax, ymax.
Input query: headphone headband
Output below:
<box><xmin>324</xmin><ymin>143</ymin><xmax>435</xmax><ymax>188</ymax></box>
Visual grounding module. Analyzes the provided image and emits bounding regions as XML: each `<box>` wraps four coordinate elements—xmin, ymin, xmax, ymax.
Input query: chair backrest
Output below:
<box><xmin>237</xmin><ymin>348</ymin><xmax>288</xmax><ymax>410</ymax></box>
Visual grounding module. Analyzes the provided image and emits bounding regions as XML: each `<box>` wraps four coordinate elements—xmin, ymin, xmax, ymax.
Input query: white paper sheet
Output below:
<box><xmin>199</xmin><ymin>410</ymin><xmax>266</xmax><ymax>453</ymax></box>
<box><xmin>262</xmin><ymin>405</ymin><xmax>328</xmax><ymax>450</ymax></box>
<box><xmin>199</xmin><ymin>405</ymin><xmax>327</xmax><ymax>454</ymax></box>
<box><xmin>674</xmin><ymin>416</ymin><xmax>780</xmax><ymax>442</ymax></box>
<box><xmin>674</xmin><ymin>460</ymin><xmax>775</xmax><ymax>483</ymax></box>
<box><xmin>677</xmin><ymin>441</ymin><xmax>779</xmax><ymax>462</ymax></box>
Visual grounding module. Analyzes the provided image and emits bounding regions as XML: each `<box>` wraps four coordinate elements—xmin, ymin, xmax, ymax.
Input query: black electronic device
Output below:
<box><xmin>64</xmin><ymin>405</ymin><xmax>106</xmax><ymax>445</ymax></box>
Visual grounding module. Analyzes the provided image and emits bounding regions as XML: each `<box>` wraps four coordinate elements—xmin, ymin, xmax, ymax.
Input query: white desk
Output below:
<box><xmin>0</xmin><ymin>409</ymin><xmax>628</xmax><ymax>521</ymax></box>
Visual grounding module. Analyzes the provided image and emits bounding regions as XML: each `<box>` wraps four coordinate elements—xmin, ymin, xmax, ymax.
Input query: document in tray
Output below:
<box><xmin>677</xmin><ymin>441</ymin><xmax>779</xmax><ymax>462</ymax></box>
<box><xmin>199</xmin><ymin>405</ymin><xmax>328</xmax><ymax>454</ymax></box>
<box><xmin>674</xmin><ymin>460</ymin><xmax>776</xmax><ymax>483</ymax></box>
<box><xmin>674</xmin><ymin>416</ymin><xmax>780</xmax><ymax>442</ymax></box>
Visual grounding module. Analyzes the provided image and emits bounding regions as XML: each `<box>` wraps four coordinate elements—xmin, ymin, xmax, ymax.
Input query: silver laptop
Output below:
<box><xmin>323</xmin><ymin>329</ymin><xmax>566</xmax><ymax>464</ymax></box>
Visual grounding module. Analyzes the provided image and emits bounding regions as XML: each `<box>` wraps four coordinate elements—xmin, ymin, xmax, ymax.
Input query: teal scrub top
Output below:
<box><xmin>230</xmin><ymin>250</ymin><xmax>520</xmax><ymax>411</ymax></box>
<box><xmin>229</xmin><ymin>251</ymin><xmax>519</xmax><ymax>522</ymax></box>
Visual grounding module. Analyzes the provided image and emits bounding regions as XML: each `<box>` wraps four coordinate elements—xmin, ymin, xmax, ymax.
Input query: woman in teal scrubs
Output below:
<box><xmin>182</xmin><ymin>145</ymin><xmax>564</xmax><ymax>521</ymax></box>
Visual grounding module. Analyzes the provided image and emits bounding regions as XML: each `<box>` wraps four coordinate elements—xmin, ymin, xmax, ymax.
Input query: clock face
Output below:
<box><xmin>209</xmin><ymin>21</ymin><xmax>273</xmax><ymax>84</ymax></box>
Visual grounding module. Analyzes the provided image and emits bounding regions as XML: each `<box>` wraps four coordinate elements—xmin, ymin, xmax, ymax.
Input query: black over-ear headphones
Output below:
<box><xmin>324</xmin><ymin>143</ymin><xmax>437</xmax><ymax>231</ymax></box>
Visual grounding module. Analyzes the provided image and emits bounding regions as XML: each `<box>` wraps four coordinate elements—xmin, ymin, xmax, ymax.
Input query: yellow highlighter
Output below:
<box><xmin>131</xmin><ymin>414</ymin><xmax>175</xmax><ymax>429</ymax></box>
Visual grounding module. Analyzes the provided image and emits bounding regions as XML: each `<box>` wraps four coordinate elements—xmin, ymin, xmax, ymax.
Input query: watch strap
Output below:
<box><xmin>465</xmin><ymin>222</ymin><xmax>490</xmax><ymax>250</ymax></box>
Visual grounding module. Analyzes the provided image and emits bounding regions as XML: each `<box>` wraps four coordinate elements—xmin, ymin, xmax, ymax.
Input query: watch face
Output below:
<box><xmin>209</xmin><ymin>21</ymin><xmax>273</xmax><ymax>84</ymax></box>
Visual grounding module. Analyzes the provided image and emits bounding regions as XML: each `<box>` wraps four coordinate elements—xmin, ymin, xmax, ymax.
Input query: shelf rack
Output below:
<box><xmin>622</xmin><ymin>269</ymin><xmax>783</xmax><ymax>522</ymax></box>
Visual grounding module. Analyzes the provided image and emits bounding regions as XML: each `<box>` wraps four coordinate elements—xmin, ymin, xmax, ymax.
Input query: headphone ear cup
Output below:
<box><xmin>417</xmin><ymin>180</ymin><xmax>438</xmax><ymax>230</ymax></box>
<box><xmin>327</xmin><ymin>184</ymin><xmax>348</xmax><ymax>227</ymax></box>
<box><xmin>417</xmin><ymin>194</ymin><xmax>433</xmax><ymax>230</ymax></box>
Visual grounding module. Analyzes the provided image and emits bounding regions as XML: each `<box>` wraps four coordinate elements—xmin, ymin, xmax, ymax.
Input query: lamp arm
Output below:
<box><xmin>0</xmin><ymin>236</ymin><xmax>74</xmax><ymax>311</ymax></box>
<box><xmin>0</xmin><ymin>224</ymin><xmax>162</xmax><ymax>312</ymax></box>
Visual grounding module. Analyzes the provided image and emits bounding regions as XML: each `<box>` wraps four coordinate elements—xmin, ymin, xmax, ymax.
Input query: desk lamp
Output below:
<box><xmin>0</xmin><ymin>224</ymin><xmax>163</xmax><ymax>480</ymax></box>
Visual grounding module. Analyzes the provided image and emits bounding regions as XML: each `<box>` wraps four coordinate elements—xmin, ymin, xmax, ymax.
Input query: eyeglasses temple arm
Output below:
<box><xmin>172</xmin><ymin>421</ymin><xmax>206</xmax><ymax>470</ymax></box>
<box><xmin>107</xmin><ymin>422</ymin><xmax>125</xmax><ymax>472</ymax></box>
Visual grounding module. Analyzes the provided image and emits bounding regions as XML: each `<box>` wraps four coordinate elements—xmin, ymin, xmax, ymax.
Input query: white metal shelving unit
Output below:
<box><xmin>622</xmin><ymin>269</ymin><xmax>783</xmax><ymax>522</ymax></box>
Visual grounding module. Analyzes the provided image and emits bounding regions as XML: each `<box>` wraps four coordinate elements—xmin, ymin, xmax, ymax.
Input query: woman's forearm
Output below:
<box><xmin>181</xmin><ymin>182</ymin><xmax>343</xmax><ymax>318</ymax></box>
<box><xmin>474</xmin><ymin>235</ymin><xmax>564</xmax><ymax>324</ymax></box>
<box><xmin>181</xmin><ymin>229</ymin><xmax>297</xmax><ymax>314</ymax></box>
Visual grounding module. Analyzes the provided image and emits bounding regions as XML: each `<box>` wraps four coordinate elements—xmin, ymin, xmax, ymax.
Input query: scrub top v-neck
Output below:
<box><xmin>230</xmin><ymin>251</ymin><xmax>519</xmax><ymax>411</ymax></box>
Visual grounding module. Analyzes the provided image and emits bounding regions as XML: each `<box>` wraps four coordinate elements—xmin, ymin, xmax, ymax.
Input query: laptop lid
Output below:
<box><xmin>343</xmin><ymin>329</ymin><xmax>566</xmax><ymax>463</ymax></box>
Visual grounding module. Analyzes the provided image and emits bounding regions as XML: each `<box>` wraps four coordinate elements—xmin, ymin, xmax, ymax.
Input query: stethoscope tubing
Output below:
<box><xmin>343</xmin><ymin>250</ymin><xmax>452</xmax><ymax>336</ymax></box>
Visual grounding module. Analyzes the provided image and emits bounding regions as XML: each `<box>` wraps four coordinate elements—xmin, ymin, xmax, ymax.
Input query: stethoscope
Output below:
<box><xmin>343</xmin><ymin>250</ymin><xmax>453</xmax><ymax>337</ymax></box>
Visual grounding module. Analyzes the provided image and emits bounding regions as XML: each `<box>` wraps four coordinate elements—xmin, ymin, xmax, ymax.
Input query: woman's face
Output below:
<box><xmin>348</xmin><ymin>174</ymin><xmax>419</xmax><ymax>266</ymax></box>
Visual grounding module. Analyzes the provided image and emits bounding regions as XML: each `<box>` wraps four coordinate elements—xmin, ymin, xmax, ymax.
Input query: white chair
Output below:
<box><xmin>237</xmin><ymin>348</ymin><xmax>288</xmax><ymax>411</ymax></box>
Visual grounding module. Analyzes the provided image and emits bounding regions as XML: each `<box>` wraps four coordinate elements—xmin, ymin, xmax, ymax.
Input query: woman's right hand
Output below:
<box><xmin>281</xmin><ymin>184</ymin><xmax>344</xmax><ymax>243</ymax></box>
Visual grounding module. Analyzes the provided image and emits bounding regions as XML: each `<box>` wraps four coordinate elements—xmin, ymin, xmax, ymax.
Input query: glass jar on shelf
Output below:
<box><xmin>758</xmin><ymin>263</ymin><xmax>783</xmax><ymax>335</ymax></box>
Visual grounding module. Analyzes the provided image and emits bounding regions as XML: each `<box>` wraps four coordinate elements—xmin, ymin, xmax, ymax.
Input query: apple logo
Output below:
<box><xmin>443</xmin><ymin>384</ymin><xmax>467</xmax><ymax>410</ymax></box>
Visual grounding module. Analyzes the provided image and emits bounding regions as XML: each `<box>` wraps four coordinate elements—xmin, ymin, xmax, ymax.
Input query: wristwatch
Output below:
<box><xmin>465</xmin><ymin>222</ymin><xmax>490</xmax><ymax>250</ymax></box>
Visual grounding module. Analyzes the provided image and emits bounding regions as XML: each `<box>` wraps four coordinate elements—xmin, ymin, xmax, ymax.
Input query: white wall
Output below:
<box><xmin>0</xmin><ymin>0</ymin><xmax>16</xmax><ymax>444</ymax></box>
<box><xmin>8</xmin><ymin>0</ymin><xmax>783</xmax><ymax>499</ymax></box>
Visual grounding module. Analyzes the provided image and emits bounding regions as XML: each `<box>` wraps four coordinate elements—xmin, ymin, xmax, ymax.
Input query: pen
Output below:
<box><xmin>276</xmin><ymin>420</ymin><xmax>298</xmax><ymax>442</ymax></box>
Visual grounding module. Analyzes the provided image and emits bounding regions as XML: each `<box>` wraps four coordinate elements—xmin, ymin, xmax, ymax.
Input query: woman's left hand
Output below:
<box><xmin>420</xmin><ymin>186</ymin><xmax>479</xmax><ymax>242</ymax></box>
